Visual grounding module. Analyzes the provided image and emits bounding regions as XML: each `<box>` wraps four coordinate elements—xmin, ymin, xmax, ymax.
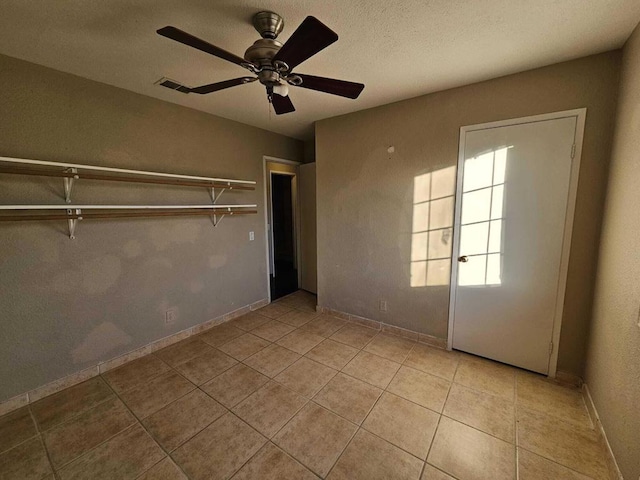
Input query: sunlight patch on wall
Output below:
<box><xmin>410</xmin><ymin>166</ymin><xmax>456</xmax><ymax>287</ymax></box>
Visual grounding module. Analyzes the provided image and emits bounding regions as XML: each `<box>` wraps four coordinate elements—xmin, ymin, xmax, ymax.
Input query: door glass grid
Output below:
<box><xmin>410</xmin><ymin>166</ymin><xmax>456</xmax><ymax>287</ymax></box>
<box><xmin>458</xmin><ymin>147</ymin><xmax>509</xmax><ymax>286</ymax></box>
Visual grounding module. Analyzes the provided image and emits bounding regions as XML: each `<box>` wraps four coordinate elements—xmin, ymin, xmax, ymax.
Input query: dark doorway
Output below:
<box><xmin>270</xmin><ymin>173</ymin><xmax>298</xmax><ymax>300</ymax></box>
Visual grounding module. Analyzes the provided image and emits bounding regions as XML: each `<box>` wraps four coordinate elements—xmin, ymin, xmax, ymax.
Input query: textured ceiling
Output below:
<box><xmin>0</xmin><ymin>1</ymin><xmax>639</xmax><ymax>140</ymax></box>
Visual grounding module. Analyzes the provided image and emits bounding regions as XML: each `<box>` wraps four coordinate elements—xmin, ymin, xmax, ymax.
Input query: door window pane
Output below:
<box><xmin>463</xmin><ymin>152</ymin><xmax>494</xmax><ymax>192</ymax></box>
<box><xmin>486</xmin><ymin>253</ymin><xmax>502</xmax><ymax>285</ymax></box>
<box><xmin>488</xmin><ymin>220</ymin><xmax>502</xmax><ymax>253</ymax></box>
<box><xmin>458</xmin><ymin>255</ymin><xmax>487</xmax><ymax>286</ymax></box>
<box><xmin>461</xmin><ymin>188</ymin><xmax>491</xmax><ymax>224</ymax></box>
<box><xmin>493</xmin><ymin>147</ymin><xmax>508</xmax><ymax>184</ymax></box>
<box><xmin>460</xmin><ymin>222</ymin><xmax>489</xmax><ymax>256</ymax></box>
<box><xmin>491</xmin><ymin>184</ymin><xmax>504</xmax><ymax>220</ymax></box>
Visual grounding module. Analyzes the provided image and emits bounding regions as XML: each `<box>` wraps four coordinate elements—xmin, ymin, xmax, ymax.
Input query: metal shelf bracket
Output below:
<box><xmin>63</xmin><ymin>168</ymin><xmax>78</xmax><ymax>203</ymax></box>
<box><xmin>67</xmin><ymin>208</ymin><xmax>82</xmax><ymax>239</ymax></box>
<box><xmin>210</xmin><ymin>185</ymin><xmax>229</xmax><ymax>227</ymax></box>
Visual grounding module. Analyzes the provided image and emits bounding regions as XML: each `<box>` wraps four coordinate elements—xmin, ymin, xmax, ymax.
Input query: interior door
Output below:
<box><xmin>450</xmin><ymin>114</ymin><xmax>579</xmax><ymax>374</ymax></box>
<box><xmin>270</xmin><ymin>172</ymin><xmax>298</xmax><ymax>299</ymax></box>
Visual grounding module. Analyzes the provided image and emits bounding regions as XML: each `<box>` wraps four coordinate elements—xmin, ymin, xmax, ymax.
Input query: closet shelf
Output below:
<box><xmin>0</xmin><ymin>156</ymin><xmax>256</xmax><ymax>190</ymax></box>
<box><xmin>0</xmin><ymin>156</ymin><xmax>258</xmax><ymax>238</ymax></box>
<box><xmin>0</xmin><ymin>204</ymin><xmax>257</xmax><ymax>210</ymax></box>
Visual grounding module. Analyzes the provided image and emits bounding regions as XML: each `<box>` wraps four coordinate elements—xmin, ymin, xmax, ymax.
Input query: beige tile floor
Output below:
<box><xmin>0</xmin><ymin>290</ymin><xmax>612</xmax><ymax>480</ymax></box>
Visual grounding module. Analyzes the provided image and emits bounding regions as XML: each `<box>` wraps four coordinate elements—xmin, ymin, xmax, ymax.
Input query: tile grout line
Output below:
<box><xmin>27</xmin><ymin>405</ymin><xmax>59</xmax><ymax>480</ymax></box>
<box><xmin>0</xmin><ymin>407</ymin><xmax>48</xmax><ymax>456</ymax></box>
<box><xmin>516</xmin><ymin>445</ymin><xmax>600</xmax><ymax>480</ymax></box>
<box><xmin>54</xmin><ymin>423</ymin><xmax>141</xmax><ymax>474</ymax></box>
<box><xmin>131</xmin><ymin>342</ymin><xmax>263</xmax><ymax>460</ymax></box>
<box><xmin>316</xmin><ymin>316</ymin><xmax>372</xmax><ymax>478</ymax></box>
<box><xmin>323</xmin><ymin>326</ymin><xmax>423</xmax><ymax>477</ymax></box>
<box><xmin>322</xmin><ymin>422</ymin><xmax>362</xmax><ymax>479</ymax></box>
<box><xmin>99</xmin><ymin>374</ymin><xmax>194</xmax><ymax>480</ymax></box>
<box><xmin>28</xmin><ymin>380</ymin><xmax>117</xmax><ymax>434</ymax></box>
<box><xmin>418</xmin><ymin>352</ymin><xmax>462</xmax><ymax>479</ymax></box>
<box><xmin>131</xmin><ymin>457</ymin><xmax>177</xmax><ymax>480</ymax></box>
<box><xmin>37</xmin><ymin>399</ymin><xmax>130</xmax><ymax>473</ymax></box>
<box><xmin>514</xmin><ymin>374</ymin><xmax>601</xmax><ymax>480</ymax></box>
<box><xmin>217</xmin><ymin>410</ymin><xmax>279</xmax><ymax>479</ymax></box>
<box><xmin>271</xmin><ymin>401</ymin><xmax>357</xmax><ymax>479</ymax></box>
<box><xmin>26</xmin><ymin>381</ymin><xmax>138</xmax><ymax>475</ymax></box>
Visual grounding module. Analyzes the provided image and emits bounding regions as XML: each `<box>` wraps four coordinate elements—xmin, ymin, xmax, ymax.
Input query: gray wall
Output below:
<box><xmin>585</xmin><ymin>23</ymin><xmax>640</xmax><ymax>480</ymax></box>
<box><xmin>299</xmin><ymin>163</ymin><xmax>317</xmax><ymax>294</ymax></box>
<box><xmin>316</xmin><ymin>51</ymin><xmax>620</xmax><ymax>376</ymax></box>
<box><xmin>0</xmin><ymin>54</ymin><xmax>302</xmax><ymax>402</ymax></box>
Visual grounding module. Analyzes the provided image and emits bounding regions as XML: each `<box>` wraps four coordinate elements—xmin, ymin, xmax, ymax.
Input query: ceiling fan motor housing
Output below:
<box><xmin>246</xmin><ymin>12</ymin><xmax>289</xmax><ymax>88</ymax></box>
<box><xmin>252</xmin><ymin>11</ymin><xmax>284</xmax><ymax>39</ymax></box>
<box><xmin>244</xmin><ymin>38</ymin><xmax>282</xmax><ymax>70</ymax></box>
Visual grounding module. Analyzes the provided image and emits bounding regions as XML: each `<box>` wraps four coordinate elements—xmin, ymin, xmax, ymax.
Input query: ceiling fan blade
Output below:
<box><xmin>157</xmin><ymin>26</ymin><xmax>250</xmax><ymax>68</ymax></box>
<box><xmin>272</xmin><ymin>17</ymin><xmax>338</xmax><ymax>71</ymax></box>
<box><xmin>272</xmin><ymin>94</ymin><xmax>295</xmax><ymax>115</ymax></box>
<box><xmin>294</xmin><ymin>74</ymin><xmax>364</xmax><ymax>99</ymax></box>
<box><xmin>189</xmin><ymin>77</ymin><xmax>256</xmax><ymax>94</ymax></box>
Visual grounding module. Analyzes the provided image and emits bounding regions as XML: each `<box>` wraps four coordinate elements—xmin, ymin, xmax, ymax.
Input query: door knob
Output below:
<box><xmin>458</xmin><ymin>255</ymin><xmax>469</xmax><ymax>263</ymax></box>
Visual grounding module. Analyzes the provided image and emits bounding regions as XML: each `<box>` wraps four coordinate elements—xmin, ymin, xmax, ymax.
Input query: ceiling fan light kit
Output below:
<box><xmin>156</xmin><ymin>11</ymin><xmax>365</xmax><ymax>114</ymax></box>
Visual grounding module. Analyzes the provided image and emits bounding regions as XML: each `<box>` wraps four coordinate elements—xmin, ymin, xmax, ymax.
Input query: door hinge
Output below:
<box><xmin>571</xmin><ymin>144</ymin><xmax>576</xmax><ymax>159</ymax></box>
<box><xmin>549</xmin><ymin>341</ymin><xmax>554</xmax><ymax>356</ymax></box>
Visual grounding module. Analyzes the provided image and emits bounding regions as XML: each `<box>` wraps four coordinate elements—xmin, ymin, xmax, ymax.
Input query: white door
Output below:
<box><xmin>450</xmin><ymin>111</ymin><xmax>583</xmax><ymax>374</ymax></box>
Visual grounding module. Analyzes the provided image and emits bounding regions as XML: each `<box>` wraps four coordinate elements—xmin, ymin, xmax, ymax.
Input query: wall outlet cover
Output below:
<box><xmin>165</xmin><ymin>309</ymin><xmax>178</xmax><ymax>326</ymax></box>
<box><xmin>379</xmin><ymin>300</ymin><xmax>388</xmax><ymax>312</ymax></box>
<box><xmin>249</xmin><ymin>231</ymin><xmax>255</xmax><ymax>241</ymax></box>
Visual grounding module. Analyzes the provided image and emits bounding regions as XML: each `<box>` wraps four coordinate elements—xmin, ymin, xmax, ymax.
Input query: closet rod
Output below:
<box><xmin>0</xmin><ymin>209</ymin><xmax>257</xmax><ymax>222</ymax></box>
<box><xmin>0</xmin><ymin>156</ymin><xmax>256</xmax><ymax>186</ymax></box>
<box><xmin>0</xmin><ymin>204</ymin><xmax>256</xmax><ymax>210</ymax></box>
<box><xmin>0</xmin><ymin>166</ymin><xmax>255</xmax><ymax>190</ymax></box>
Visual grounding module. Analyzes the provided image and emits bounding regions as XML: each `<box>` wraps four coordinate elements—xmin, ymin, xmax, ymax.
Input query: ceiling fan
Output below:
<box><xmin>156</xmin><ymin>11</ymin><xmax>365</xmax><ymax>114</ymax></box>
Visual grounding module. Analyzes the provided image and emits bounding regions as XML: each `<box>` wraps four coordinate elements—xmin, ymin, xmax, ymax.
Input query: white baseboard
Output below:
<box><xmin>0</xmin><ymin>297</ymin><xmax>268</xmax><ymax>417</ymax></box>
<box><xmin>555</xmin><ymin>370</ymin><xmax>583</xmax><ymax>388</ymax></box>
<box><xmin>319</xmin><ymin>306</ymin><xmax>447</xmax><ymax>349</ymax></box>
<box><xmin>582</xmin><ymin>384</ymin><xmax>624</xmax><ymax>480</ymax></box>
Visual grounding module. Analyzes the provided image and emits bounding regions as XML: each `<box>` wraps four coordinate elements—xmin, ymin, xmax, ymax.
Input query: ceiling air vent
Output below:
<box><xmin>155</xmin><ymin>77</ymin><xmax>190</xmax><ymax>93</ymax></box>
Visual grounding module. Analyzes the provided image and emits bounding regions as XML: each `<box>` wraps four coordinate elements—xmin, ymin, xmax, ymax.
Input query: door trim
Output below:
<box><xmin>262</xmin><ymin>156</ymin><xmax>302</xmax><ymax>303</ymax></box>
<box><xmin>447</xmin><ymin>108</ymin><xmax>587</xmax><ymax>378</ymax></box>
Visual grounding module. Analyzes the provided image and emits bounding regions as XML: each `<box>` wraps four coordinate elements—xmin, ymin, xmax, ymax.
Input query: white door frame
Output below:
<box><xmin>447</xmin><ymin>108</ymin><xmax>586</xmax><ymax>378</ymax></box>
<box><xmin>262</xmin><ymin>155</ymin><xmax>302</xmax><ymax>303</ymax></box>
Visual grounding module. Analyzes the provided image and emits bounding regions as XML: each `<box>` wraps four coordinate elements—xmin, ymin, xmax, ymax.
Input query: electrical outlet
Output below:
<box><xmin>249</xmin><ymin>231</ymin><xmax>255</xmax><ymax>241</ymax></box>
<box><xmin>379</xmin><ymin>300</ymin><xmax>388</xmax><ymax>312</ymax></box>
<box><xmin>165</xmin><ymin>309</ymin><xmax>178</xmax><ymax>326</ymax></box>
